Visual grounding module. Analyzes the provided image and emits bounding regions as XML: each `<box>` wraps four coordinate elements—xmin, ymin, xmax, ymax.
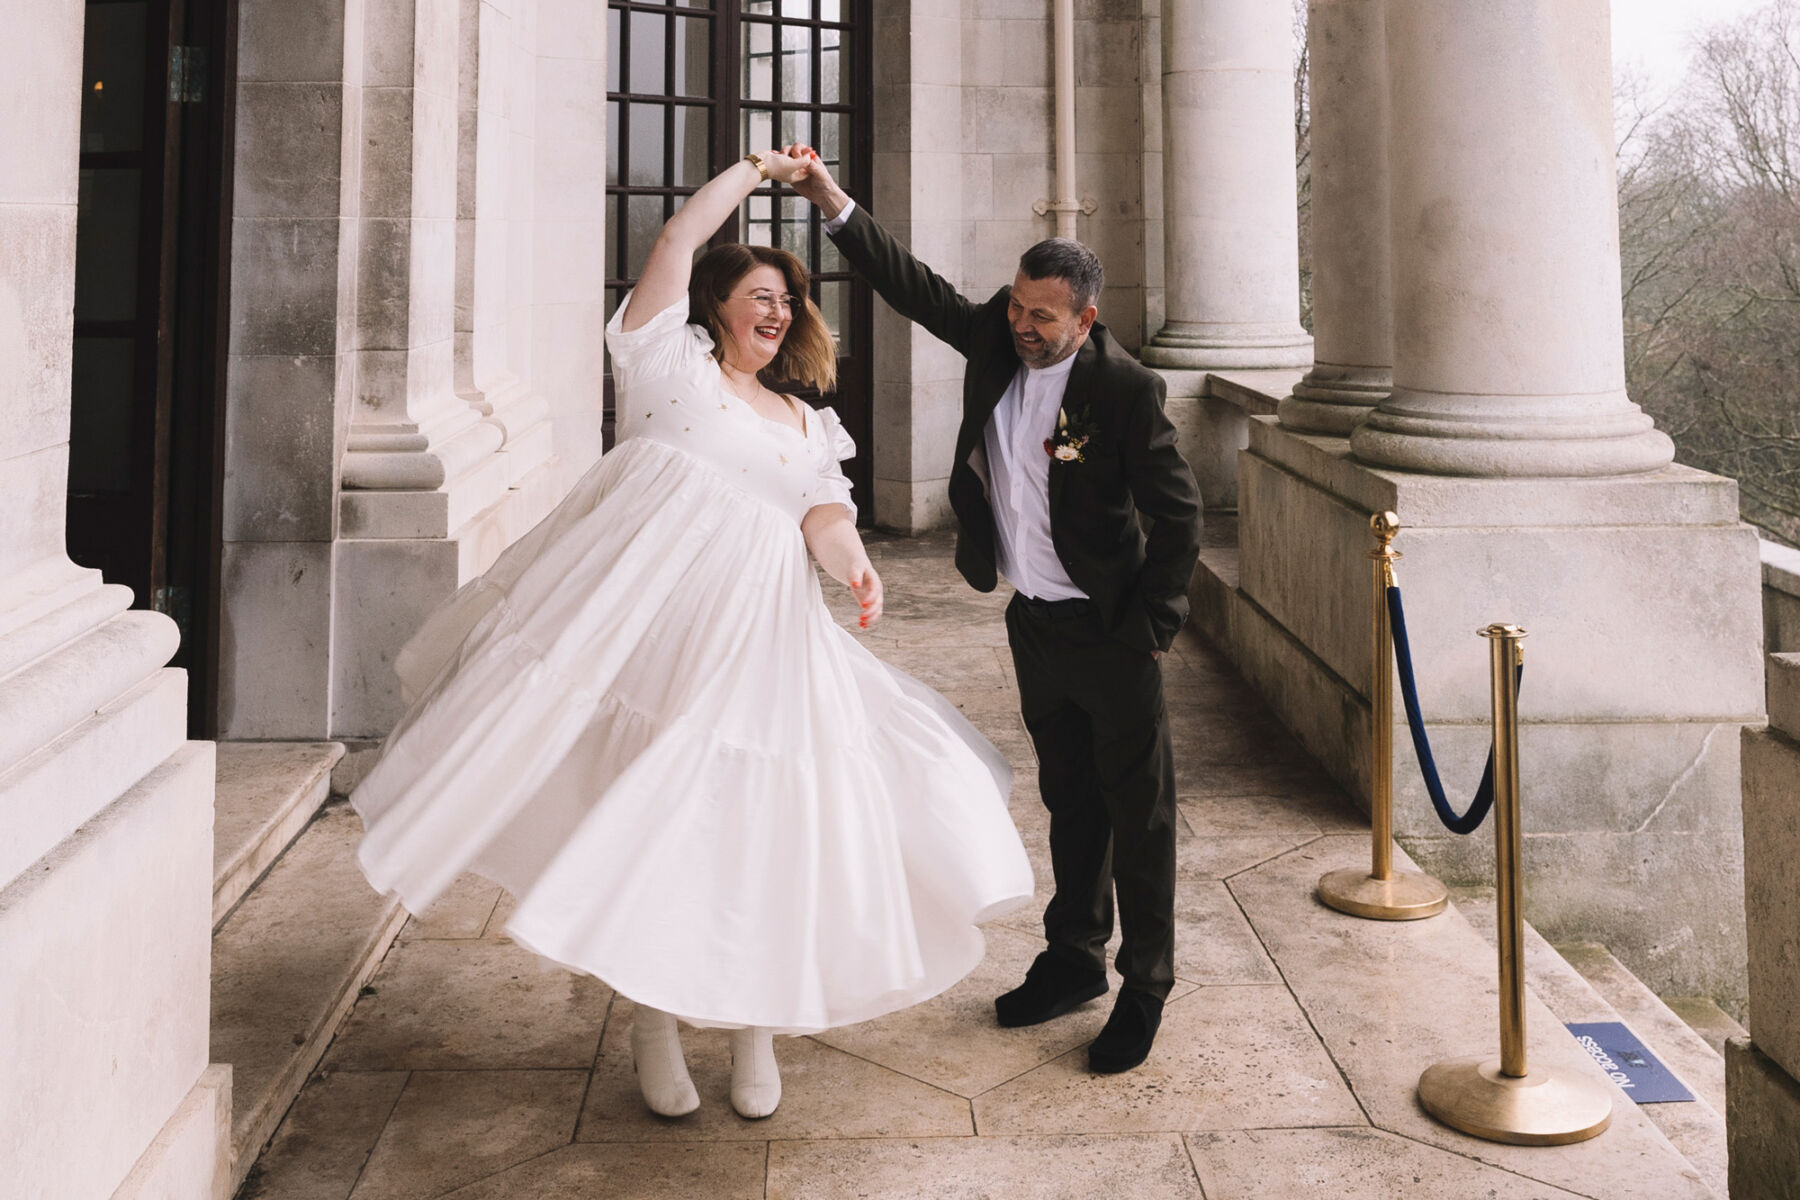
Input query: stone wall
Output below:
<box><xmin>223</xmin><ymin>0</ymin><xmax>598</xmax><ymax>739</ymax></box>
<box><xmin>866</xmin><ymin>0</ymin><xmax>1156</xmax><ymax>531</ymax></box>
<box><xmin>1728</xmin><ymin>542</ymin><xmax>1800</xmax><ymax>1198</ymax></box>
<box><xmin>0</xmin><ymin>3</ymin><xmax>227</xmax><ymax>1194</ymax></box>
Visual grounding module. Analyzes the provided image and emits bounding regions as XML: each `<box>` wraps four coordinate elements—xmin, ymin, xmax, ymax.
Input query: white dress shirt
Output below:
<box><xmin>825</xmin><ymin>198</ymin><xmax>1085</xmax><ymax>600</ymax></box>
<box><xmin>985</xmin><ymin>356</ymin><xmax>1086</xmax><ymax>601</ymax></box>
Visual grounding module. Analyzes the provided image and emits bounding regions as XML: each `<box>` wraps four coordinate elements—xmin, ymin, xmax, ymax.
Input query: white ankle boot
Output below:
<box><xmin>729</xmin><ymin>1026</ymin><xmax>781</xmax><ymax>1119</ymax></box>
<box><xmin>631</xmin><ymin>1006</ymin><xmax>699</xmax><ymax>1117</ymax></box>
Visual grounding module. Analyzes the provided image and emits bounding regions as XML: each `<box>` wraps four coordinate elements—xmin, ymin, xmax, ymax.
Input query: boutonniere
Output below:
<box><xmin>1044</xmin><ymin>404</ymin><xmax>1098</xmax><ymax>464</ymax></box>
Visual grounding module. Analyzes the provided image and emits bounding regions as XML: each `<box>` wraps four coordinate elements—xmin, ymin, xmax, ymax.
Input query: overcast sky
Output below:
<box><xmin>1613</xmin><ymin>0</ymin><xmax>1772</xmax><ymax>94</ymax></box>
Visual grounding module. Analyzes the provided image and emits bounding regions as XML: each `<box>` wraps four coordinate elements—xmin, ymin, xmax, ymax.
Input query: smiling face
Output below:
<box><xmin>716</xmin><ymin>263</ymin><xmax>794</xmax><ymax>374</ymax></box>
<box><xmin>1007</xmin><ymin>271</ymin><xmax>1097</xmax><ymax>369</ymax></box>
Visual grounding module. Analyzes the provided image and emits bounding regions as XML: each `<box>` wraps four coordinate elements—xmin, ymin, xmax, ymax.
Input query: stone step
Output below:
<box><xmin>213</xmin><ymin>742</ymin><xmax>343</xmax><ymax>929</ymax></box>
<box><xmin>1453</xmin><ymin>888</ymin><xmax>1728</xmax><ymax>1199</ymax></box>
<box><xmin>211</xmin><ymin>799</ymin><xmax>405</xmax><ymax>1195</ymax></box>
<box><xmin>1557</xmin><ymin>941</ymin><xmax>1742</xmax><ymax>1116</ymax></box>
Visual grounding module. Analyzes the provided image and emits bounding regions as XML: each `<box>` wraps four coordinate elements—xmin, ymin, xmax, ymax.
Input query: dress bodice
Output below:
<box><xmin>604</xmin><ymin>292</ymin><xmax>856</xmax><ymax>524</ymax></box>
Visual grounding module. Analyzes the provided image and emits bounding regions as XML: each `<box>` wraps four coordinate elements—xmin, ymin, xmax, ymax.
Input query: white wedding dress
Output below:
<box><xmin>351</xmin><ymin>291</ymin><xmax>1034</xmax><ymax>1034</ymax></box>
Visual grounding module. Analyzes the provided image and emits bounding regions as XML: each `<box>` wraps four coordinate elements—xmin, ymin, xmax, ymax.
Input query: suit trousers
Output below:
<box><xmin>1005</xmin><ymin>593</ymin><xmax>1177</xmax><ymax>1000</ymax></box>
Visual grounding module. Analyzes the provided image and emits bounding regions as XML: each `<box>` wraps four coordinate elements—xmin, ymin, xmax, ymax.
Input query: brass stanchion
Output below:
<box><xmin>1416</xmin><ymin>624</ymin><xmax>1613</xmax><ymax>1145</ymax></box>
<box><xmin>1317</xmin><ymin>512</ymin><xmax>1449</xmax><ymax>920</ymax></box>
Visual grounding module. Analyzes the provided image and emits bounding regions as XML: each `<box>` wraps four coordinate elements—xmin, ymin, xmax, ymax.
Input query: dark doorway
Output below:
<box><xmin>604</xmin><ymin>0</ymin><xmax>875</xmax><ymax>518</ymax></box>
<box><xmin>69</xmin><ymin>0</ymin><xmax>234</xmax><ymax>736</ymax></box>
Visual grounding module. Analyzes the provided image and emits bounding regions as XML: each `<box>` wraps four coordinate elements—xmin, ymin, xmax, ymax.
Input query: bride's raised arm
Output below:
<box><xmin>621</xmin><ymin>148</ymin><xmax>818</xmax><ymax>332</ymax></box>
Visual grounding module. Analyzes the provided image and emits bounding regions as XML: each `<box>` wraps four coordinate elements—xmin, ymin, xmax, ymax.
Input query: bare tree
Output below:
<box><xmin>1619</xmin><ymin>0</ymin><xmax>1800</xmax><ymax>545</ymax></box>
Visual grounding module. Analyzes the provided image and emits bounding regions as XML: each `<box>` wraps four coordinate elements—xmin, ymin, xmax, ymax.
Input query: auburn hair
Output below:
<box><xmin>689</xmin><ymin>243</ymin><xmax>838</xmax><ymax>392</ymax></box>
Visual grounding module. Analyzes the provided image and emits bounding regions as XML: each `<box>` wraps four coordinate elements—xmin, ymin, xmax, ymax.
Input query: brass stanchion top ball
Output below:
<box><xmin>1370</xmin><ymin>511</ymin><xmax>1401</xmax><ymax>541</ymax></box>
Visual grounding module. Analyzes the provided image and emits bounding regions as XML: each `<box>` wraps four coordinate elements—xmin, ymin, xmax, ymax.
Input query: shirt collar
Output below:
<box><xmin>1026</xmin><ymin>351</ymin><xmax>1078</xmax><ymax>381</ymax></box>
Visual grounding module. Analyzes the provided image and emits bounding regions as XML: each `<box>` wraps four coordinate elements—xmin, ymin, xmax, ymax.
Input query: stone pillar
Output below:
<box><xmin>1278</xmin><ymin>0</ymin><xmax>1392</xmax><ymax>436</ymax></box>
<box><xmin>1142</xmin><ymin>0</ymin><xmax>1312</xmax><ymax>371</ymax></box>
<box><xmin>0</xmin><ymin>3</ymin><xmax>225</xmax><ymax>1194</ymax></box>
<box><xmin>1350</xmin><ymin>0</ymin><xmax>1673</xmax><ymax>476</ymax></box>
<box><xmin>340</xmin><ymin>0</ymin><xmax>507</xmax><ymax>522</ymax></box>
<box><xmin>454</xmin><ymin>0</ymin><xmax>553</xmax><ymax>487</ymax></box>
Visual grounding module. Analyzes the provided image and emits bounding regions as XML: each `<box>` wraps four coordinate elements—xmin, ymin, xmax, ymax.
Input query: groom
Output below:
<box><xmin>790</xmin><ymin>151</ymin><xmax>1202</xmax><ymax>1073</ymax></box>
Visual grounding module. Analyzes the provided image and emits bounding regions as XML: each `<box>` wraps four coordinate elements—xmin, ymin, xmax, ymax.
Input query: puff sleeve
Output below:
<box><xmin>812</xmin><ymin>406</ymin><xmax>858</xmax><ymax>521</ymax></box>
<box><xmin>604</xmin><ymin>289</ymin><xmax>715</xmax><ymax>391</ymax></box>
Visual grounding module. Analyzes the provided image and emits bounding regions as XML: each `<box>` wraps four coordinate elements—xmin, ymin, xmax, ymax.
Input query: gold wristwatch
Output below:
<box><xmin>744</xmin><ymin>152</ymin><xmax>770</xmax><ymax>181</ymax></box>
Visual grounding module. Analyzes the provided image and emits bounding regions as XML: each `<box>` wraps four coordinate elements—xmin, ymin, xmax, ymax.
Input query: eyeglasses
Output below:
<box><xmin>733</xmin><ymin>290</ymin><xmax>802</xmax><ymax>314</ymax></box>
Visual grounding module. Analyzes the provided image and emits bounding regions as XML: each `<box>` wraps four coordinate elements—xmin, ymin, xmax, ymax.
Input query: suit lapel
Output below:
<box><xmin>1047</xmin><ymin>332</ymin><xmax>1101</xmax><ymax>520</ymax></box>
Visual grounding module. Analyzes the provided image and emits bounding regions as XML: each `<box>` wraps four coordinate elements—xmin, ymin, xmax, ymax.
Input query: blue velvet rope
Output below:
<box><xmin>1385</xmin><ymin>586</ymin><xmax>1522</xmax><ymax>836</ymax></box>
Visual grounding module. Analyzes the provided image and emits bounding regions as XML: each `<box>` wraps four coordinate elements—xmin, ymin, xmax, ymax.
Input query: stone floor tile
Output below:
<box><xmin>972</xmin><ymin>984</ymin><xmax>1366</xmax><ymax>1135</ymax></box>
<box><xmin>813</xmin><ymin>925</ymin><xmax>1120</xmax><ymax>1098</ymax></box>
<box><xmin>1173</xmin><ymin>759</ymin><xmax>1344</xmax><ymax>799</ymax></box>
<box><xmin>239</xmin><ymin>1071</ymin><xmax>408</xmax><ymax>1200</ymax></box>
<box><xmin>1187</xmin><ymin>1128</ymin><xmax>1589</xmax><ymax>1199</ymax></box>
<box><xmin>1226</xmin><ymin>835</ymin><xmax>1713</xmax><ymax>1200</ymax></box>
<box><xmin>1172</xmin><ymin>710</ymin><xmax>1307</xmax><ymax>769</ymax></box>
<box><xmin>350</xmin><ymin>1070</ymin><xmax>588</xmax><ymax>1200</ymax></box>
<box><xmin>402</xmin><ymin>873</ymin><xmax>503</xmax><ymax>941</ymax></box>
<box><xmin>1181</xmin><ymin>789</ymin><xmax>1364</xmax><ymax>837</ymax></box>
<box><xmin>879</xmin><ymin>645</ymin><xmax>1011</xmax><ymax>690</ymax></box>
<box><xmin>576</xmin><ymin>999</ymin><xmax>973</xmax><ymax>1141</ymax></box>
<box><xmin>323</xmin><ymin>939</ymin><xmax>609</xmax><ymax>1071</ymax></box>
<box><xmin>438</xmin><ymin>1143</ymin><xmax>768</xmax><ymax>1199</ymax></box>
<box><xmin>766</xmin><ymin>1133</ymin><xmax>1204</xmax><ymax>1199</ymax></box>
<box><xmin>1171</xmin><ymin>880</ymin><xmax>1281</xmax><ymax>986</ymax></box>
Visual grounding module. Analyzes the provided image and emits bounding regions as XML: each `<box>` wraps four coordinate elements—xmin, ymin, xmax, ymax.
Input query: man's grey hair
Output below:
<box><xmin>1018</xmin><ymin>238</ymin><xmax>1104</xmax><ymax>312</ymax></box>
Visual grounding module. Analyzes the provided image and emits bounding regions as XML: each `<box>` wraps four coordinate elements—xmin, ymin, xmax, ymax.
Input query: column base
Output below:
<box><xmin>1142</xmin><ymin>321</ymin><xmax>1314</xmax><ymax>371</ymax></box>
<box><xmin>1277</xmin><ymin>362</ymin><xmax>1391</xmax><ymax>435</ymax></box>
<box><xmin>1193</xmin><ymin>415</ymin><xmax>1762</xmax><ymax>1005</ymax></box>
<box><xmin>1349</xmin><ymin>387</ymin><xmax>1676</xmax><ymax>476</ymax></box>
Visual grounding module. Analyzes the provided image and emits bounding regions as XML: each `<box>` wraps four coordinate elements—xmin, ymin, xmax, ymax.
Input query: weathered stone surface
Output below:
<box><xmin>1228</xmin><ymin>835</ymin><xmax>1712</xmax><ymax>1200</ymax></box>
<box><xmin>218</xmin><ymin>540</ymin><xmax>335</xmax><ymax>739</ymax></box>
<box><xmin>1</xmin><ymin>744</ymin><xmax>215</xmax><ymax>1200</ymax></box>
<box><xmin>441</xmin><ymin>1143</ymin><xmax>768</xmax><ymax>1200</ymax></box>
<box><xmin>1742</xmin><ymin>725</ymin><xmax>1800</xmax><ymax>1082</ymax></box>
<box><xmin>1726</xmin><ymin>1036</ymin><xmax>1800</xmax><ymax>1200</ymax></box>
<box><xmin>769</xmin><ymin>1134</ymin><xmax>1205</xmax><ymax>1199</ymax></box>
<box><xmin>973</xmin><ymin>984</ymin><xmax>1364</xmax><ymax>1134</ymax></box>
<box><xmin>578</xmin><ymin>1000</ymin><xmax>973</xmax><ymax>1141</ymax></box>
<box><xmin>1190</xmin><ymin>1127</ymin><xmax>1587</xmax><ymax>1199</ymax></box>
<box><xmin>213</xmin><ymin>741</ymin><xmax>343</xmax><ymax>926</ymax></box>
<box><xmin>238</xmin><ymin>1070</ymin><xmax>407</xmax><ymax>1200</ymax></box>
<box><xmin>353</xmin><ymin>1070</ymin><xmax>589</xmax><ymax>1200</ymax></box>
<box><xmin>212</xmin><ymin>802</ymin><xmax>407</xmax><ymax>1182</ymax></box>
<box><xmin>323</xmin><ymin>936</ymin><xmax>608</xmax><ymax>1072</ymax></box>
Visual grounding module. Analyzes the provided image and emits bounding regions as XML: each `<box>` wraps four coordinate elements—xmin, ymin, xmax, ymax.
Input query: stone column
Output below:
<box><xmin>1350</xmin><ymin>0</ymin><xmax>1673</xmax><ymax>476</ymax></box>
<box><xmin>1142</xmin><ymin>0</ymin><xmax>1312</xmax><ymax>371</ymax></box>
<box><xmin>1</xmin><ymin>2</ymin><xmax>224</xmax><ymax>1194</ymax></box>
<box><xmin>1278</xmin><ymin>0</ymin><xmax>1392</xmax><ymax>435</ymax></box>
<box><xmin>341</xmin><ymin>0</ymin><xmax>507</xmax><ymax>522</ymax></box>
<box><xmin>454</xmin><ymin>0</ymin><xmax>553</xmax><ymax>487</ymax></box>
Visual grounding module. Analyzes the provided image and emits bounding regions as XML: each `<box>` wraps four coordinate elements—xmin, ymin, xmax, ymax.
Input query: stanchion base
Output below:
<box><xmin>1316</xmin><ymin>867</ymin><xmax>1448</xmax><ymax>921</ymax></box>
<box><xmin>1418</xmin><ymin>1055</ymin><xmax>1613</xmax><ymax>1146</ymax></box>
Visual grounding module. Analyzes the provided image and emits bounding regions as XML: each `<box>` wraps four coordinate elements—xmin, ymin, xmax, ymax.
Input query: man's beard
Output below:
<box><xmin>1013</xmin><ymin>327</ymin><xmax>1080</xmax><ymax>369</ymax></box>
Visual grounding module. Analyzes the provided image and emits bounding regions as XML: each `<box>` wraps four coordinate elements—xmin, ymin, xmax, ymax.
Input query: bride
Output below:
<box><xmin>349</xmin><ymin>147</ymin><xmax>1034</xmax><ymax>1120</ymax></box>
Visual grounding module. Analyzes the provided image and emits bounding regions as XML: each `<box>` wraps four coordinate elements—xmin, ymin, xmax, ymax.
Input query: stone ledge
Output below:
<box><xmin>1204</xmin><ymin>369</ymin><xmax>1299</xmax><ymax>415</ymax></box>
<box><xmin>1761</xmin><ymin>537</ymin><xmax>1800</xmax><ymax>597</ymax></box>
<box><xmin>213</xmin><ymin>741</ymin><xmax>345</xmax><ymax>928</ymax></box>
<box><xmin>1767</xmin><ymin>652</ymin><xmax>1800</xmax><ymax>740</ymax></box>
<box><xmin>212</xmin><ymin>801</ymin><xmax>406</xmax><ymax>1193</ymax></box>
<box><xmin>1248</xmin><ymin>415</ymin><xmax>1742</xmax><ymax>529</ymax></box>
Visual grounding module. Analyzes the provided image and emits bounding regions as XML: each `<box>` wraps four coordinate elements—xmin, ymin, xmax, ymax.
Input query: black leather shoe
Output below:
<box><xmin>1088</xmin><ymin>988</ymin><xmax>1164</xmax><ymax>1073</ymax></box>
<box><xmin>994</xmin><ymin>951</ymin><xmax>1108</xmax><ymax>1028</ymax></box>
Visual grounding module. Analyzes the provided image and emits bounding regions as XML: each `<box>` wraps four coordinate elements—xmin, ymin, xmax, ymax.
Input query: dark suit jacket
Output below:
<box><xmin>829</xmin><ymin>205</ymin><xmax>1203</xmax><ymax>653</ymax></box>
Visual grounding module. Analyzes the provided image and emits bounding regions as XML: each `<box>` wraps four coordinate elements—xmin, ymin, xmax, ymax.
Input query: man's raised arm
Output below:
<box><xmin>784</xmin><ymin>143</ymin><xmax>983</xmax><ymax>357</ymax></box>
